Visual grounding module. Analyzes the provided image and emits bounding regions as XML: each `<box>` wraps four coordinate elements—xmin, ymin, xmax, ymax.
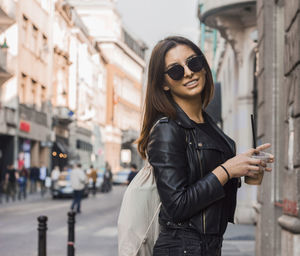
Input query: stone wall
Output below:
<box><xmin>256</xmin><ymin>0</ymin><xmax>300</xmax><ymax>255</ymax></box>
<box><xmin>278</xmin><ymin>0</ymin><xmax>300</xmax><ymax>255</ymax></box>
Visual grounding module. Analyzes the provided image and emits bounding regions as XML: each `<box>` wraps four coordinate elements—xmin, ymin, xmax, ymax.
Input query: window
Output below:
<box><xmin>31</xmin><ymin>79</ymin><xmax>37</xmax><ymax>108</ymax></box>
<box><xmin>22</xmin><ymin>15</ymin><xmax>28</xmax><ymax>47</ymax></box>
<box><xmin>41</xmin><ymin>34</ymin><xmax>48</xmax><ymax>60</ymax></box>
<box><xmin>20</xmin><ymin>73</ymin><xmax>27</xmax><ymax>104</ymax></box>
<box><xmin>32</xmin><ymin>24</ymin><xmax>39</xmax><ymax>54</ymax></box>
<box><xmin>41</xmin><ymin>85</ymin><xmax>46</xmax><ymax>111</ymax></box>
<box><xmin>76</xmin><ymin>140</ymin><xmax>93</xmax><ymax>152</ymax></box>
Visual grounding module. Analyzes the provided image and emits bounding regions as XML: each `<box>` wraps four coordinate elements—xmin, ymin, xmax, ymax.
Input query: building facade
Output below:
<box><xmin>199</xmin><ymin>0</ymin><xmax>300</xmax><ymax>255</ymax></box>
<box><xmin>0</xmin><ymin>0</ymin><xmax>53</xmax><ymax>179</ymax></box>
<box><xmin>69</xmin><ymin>0</ymin><xmax>146</xmax><ymax>172</ymax></box>
<box><xmin>0</xmin><ymin>0</ymin><xmax>145</xmax><ymax>179</ymax></box>
<box><xmin>198</xmin><ymin>0</ymin><xmax>259</xmax><ymax>224</ymax></box>
<box><xmin>52</xmin><ymin>0</ymin><xmax>107</xmax><ymax>171</ymax></box>
<box><xmin>256</xmin><ymin>0</ymin><xmax>300</xmax><ymax>255</ymax></box>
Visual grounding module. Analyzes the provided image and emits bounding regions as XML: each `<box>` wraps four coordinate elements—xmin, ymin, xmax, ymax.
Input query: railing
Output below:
<box><xmin>199</xmin><ymin>0</ymin><xmax>255</xmax><ymax>14</ymax></box>
<box><xmin>0</xmin><ymin>106</ymin><xmax>17</xmax><ymax>127</ymax></box>
<box><xmin>0</xmin><ymin>48</ymin><xmax>8</xmax><ymax>72</ymax></box>
<box><xmin>19</xmin><ymin>104</ymin><xmax>48</xmax><ymax>127</ymax></box>
<box><xmin>122</xmin><ymin>29</ymin><xmax>146</xmax><ymax>60</ymax></box>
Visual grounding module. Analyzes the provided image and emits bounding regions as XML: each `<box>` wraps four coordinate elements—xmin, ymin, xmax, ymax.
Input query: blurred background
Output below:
<box><xmin>0</xmin><ymin>0</ymin><xmax>299</xmax><ymax>256</ymax></box>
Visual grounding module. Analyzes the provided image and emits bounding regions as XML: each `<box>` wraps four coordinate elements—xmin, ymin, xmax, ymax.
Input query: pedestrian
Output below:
<box><xmin>29</xmin><ymin>165</ymin><xmax>39</xmax><ymax>193</ymax></box>
<box><xmin>89</xmin><ymin>165</ymin><xmax>97</xmax><ymax>196</ymax></box>
<box><xmin>126</xmin><ymin>163</ymin><xmax>138</xmax><ymax>185</ymax></box>
<box><xmin>136</xmin><ymin>36</ymin><xmax>275</xmax><ymax>255</ymax></box>
<box><xmin>102</xmin><ymin>162</ymin><xmax>112</xmax><ymax>192</ymax></box>
<box><xmin>51</xmin><ymin>165</ymin><xmax>60</xmax><ymax>190</ymax></box>
<box><xmin>39</xmin><ymin>164</ymin><xmax>48</xmax><ymax>197</ymax></box>
<box><xmin>4</xmin><ymin>164</ymin><xmax>18</xmax><ymax>202</ymax></box>
<box><xmin>18</xmin><ymin>166</ymin><xmax>28</xmax><ymax>200</ymax></box>
<box><xmin>70</xmin><ymin>163</ymin><xmax>87</xmax><ymax>214</ymax></box>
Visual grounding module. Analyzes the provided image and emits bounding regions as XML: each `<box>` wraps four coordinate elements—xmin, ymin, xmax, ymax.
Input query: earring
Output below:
<box><xmin>163</xmin><ymin>86</ymin><xmax>170</xmax><ymax>91</ymax></box>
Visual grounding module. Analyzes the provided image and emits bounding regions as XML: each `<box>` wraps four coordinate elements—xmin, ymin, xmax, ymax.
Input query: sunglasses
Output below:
<box><xmin>164</xmin><ymin>55</ymin><xmax>205</xmax><ymax>81</ymax></box>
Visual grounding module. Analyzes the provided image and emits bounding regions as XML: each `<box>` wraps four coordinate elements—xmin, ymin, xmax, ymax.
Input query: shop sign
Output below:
<box><xmin>19</xmin><ymin>121</ymin><xmax>30</xmax><ymax>133</ymax></box>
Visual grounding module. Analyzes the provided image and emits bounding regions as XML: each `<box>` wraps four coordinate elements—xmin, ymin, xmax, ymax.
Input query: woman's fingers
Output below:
<box><xmin>248</xmin><ymin>157</ymin><xmax>262</xmax><ymax>165</ymax></box>
<box><xmin>255</xmin><ymin>143</ymin><xmax>271</xmax><ymax>152</ymax></box>
<box><xmin>247</xmin><ymin>165</ymin><xmax>260</xmax><ymax>172</ymax></box>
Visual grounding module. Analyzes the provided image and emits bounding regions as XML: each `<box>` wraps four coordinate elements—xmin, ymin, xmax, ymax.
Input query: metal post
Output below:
<box><xmin>67</xmin><ymin>211</ymin><xmax>76</xmax><ymax>256</ymax></box>
<box><xmin>37</xmin><ymin>216</ymin><xmax>48</xmax><ymax>256</ymax></box>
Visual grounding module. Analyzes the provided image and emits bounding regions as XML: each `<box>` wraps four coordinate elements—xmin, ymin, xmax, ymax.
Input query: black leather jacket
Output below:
<box><xmin>147</xmin><ymin>105</ymin><xmax>239</xmax><ymax>235</ymax></box>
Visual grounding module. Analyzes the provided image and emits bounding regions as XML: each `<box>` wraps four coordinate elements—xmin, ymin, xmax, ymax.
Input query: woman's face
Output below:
<box><xmin>163</xmin><ymin>44</ymin><xmax>206</xmax><ymax>103</ymax></box>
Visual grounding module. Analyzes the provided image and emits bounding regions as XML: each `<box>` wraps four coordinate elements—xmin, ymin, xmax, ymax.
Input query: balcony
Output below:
<box><xmin>53</xmin><ymin>106</ymin><xmax>75</xmax><ymax>125</ymax></box>
<box><xmin>0</xmin><ymin>0</ymin><xmax>16</xmax><ymax>32</ymax></box>
<box><xmin>0</xmin><ymin>47</ymin><xmax>15</xmax><ymax>83</ymax></box>
<box><xmin>198</xmin><ymin>0</ymin><xmax>256</xmax><ymax>64</ymax></box>
<box><xmin>198</xmin><ymin>0</ymin><xmax>256</xmax><ymax>29</ymax></box>
<box><xmin>19</xmin><ymin>104</ymin><xmax>48</xmax><ymax>127</ymax></box>
<box><xmin>0</xmin><ymin>105</ymin><xmax>17</xmax><ymax>128</ymax></box>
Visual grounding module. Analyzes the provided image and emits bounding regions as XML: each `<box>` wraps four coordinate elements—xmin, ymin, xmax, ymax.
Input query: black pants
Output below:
<box><xmin>153</xmin><ymin>227</ymin><xmax>222</xmax><ymax>256</ymax></box>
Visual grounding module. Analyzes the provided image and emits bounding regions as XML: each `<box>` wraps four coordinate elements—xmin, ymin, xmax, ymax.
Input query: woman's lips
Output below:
<box><xmin>184</xmin><ymin>79</ymin><xmax>199</xmax><ymax>88</ymax></box>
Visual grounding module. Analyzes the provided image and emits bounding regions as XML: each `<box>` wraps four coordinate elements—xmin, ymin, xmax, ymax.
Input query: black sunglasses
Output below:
<box><xmin>164</xmin><ymin>55</ymin><xmax>205</xmax><ymax>81</ymax></box>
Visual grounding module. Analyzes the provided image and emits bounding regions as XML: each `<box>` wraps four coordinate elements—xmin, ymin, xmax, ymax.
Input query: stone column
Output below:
<box><xmin>278</xmin><ymin>0</ymin><xmax>300</xmax><ymax>255</ymax></box>
<box><xmin>255</xmin><ymin>0</ymin><xmax>285</xmax><ymax>255</ymax></box>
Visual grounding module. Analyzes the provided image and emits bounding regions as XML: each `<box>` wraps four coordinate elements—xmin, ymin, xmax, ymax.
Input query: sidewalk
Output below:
<box><xmin>0</xmin><ymin>191</ymin><xmax>51</xmax><ymax>208</ymax></box>
<box><xmin>222</xmin><ymin>223</ymin><xmax>255</xmax><ymax>256</ymax></box>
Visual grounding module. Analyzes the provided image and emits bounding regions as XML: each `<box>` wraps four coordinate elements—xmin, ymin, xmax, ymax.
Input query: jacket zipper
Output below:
<box><xmin>196</xmin><ymin>149</ymin><xmax>206</xmax><ymax>234</ymax></box>
<box><xmin>192</xmin><ymin>129</ymin><xmax>206</xmax><ymax>234</ymax></box>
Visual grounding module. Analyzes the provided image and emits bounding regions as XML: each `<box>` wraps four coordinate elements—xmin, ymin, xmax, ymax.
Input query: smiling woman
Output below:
<box><xmin>135</xmin><ymin>36</ymin><xmax>274</xmax><ymax>256</ymax></box>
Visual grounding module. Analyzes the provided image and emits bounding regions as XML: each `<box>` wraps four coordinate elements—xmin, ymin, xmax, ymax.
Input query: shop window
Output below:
<box><xmin>76</xmin><ymin>139</ymin><xmax>93</xmax><ymax>152</ymax></box>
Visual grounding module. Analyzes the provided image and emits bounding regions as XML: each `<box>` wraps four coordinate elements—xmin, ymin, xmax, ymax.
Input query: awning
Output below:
<box><xmin>55</xmin><ymin>137</ymin><xmax>69</xmax><ymax>153</ymax></box>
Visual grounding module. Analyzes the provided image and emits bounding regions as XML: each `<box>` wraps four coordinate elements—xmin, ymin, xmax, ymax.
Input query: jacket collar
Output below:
<box><xmin>173</xmin><ymin>102</ymin><xmax>236</xmax><ymax>155</ymax></box>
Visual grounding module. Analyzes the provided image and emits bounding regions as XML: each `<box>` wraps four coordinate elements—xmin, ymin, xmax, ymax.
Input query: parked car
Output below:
<box><xmin>51</xmin><ymin>171</ymin><xmax>89</xmax><ymax>199</ymax></box>
<box><xmin>112</xmin><ymin>168</ymin><xmax>130</xmax><ymax>185</ymax></box>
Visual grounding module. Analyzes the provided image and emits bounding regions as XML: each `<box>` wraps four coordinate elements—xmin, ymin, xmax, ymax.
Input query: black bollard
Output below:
<box><xmin>67</xmin><ymin>211</ymin><xmax>76</xmax><ymax>256</ymax></box>
<box><xmin>37</xmin><ymin>215</ymin><xmax>48</xmax><ymax>256</ymax></box>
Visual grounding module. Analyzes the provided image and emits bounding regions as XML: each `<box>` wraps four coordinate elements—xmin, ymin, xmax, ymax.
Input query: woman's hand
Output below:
<box><xmin>212</xmin><ymin>143</ymin><xmax>274</xmax><ymax>186</ymax></box>
<box><xmin>222</xmin><ymin>143</ymin><xmax>274</xmax><ymax>179</ymax></box>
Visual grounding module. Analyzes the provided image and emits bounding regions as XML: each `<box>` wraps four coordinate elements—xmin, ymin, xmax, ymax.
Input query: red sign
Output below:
<box><xmin>283</xmin><ymin>199</ymin><xmax>298</xmax><ymax>216</ymax></box>
<box><xmin>19</xmin><ymin>121</ymin><xmax>30</xmax><ymax>133</ymax></box>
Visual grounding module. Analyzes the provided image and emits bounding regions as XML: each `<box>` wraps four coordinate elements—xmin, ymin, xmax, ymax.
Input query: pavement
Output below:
<box><xmin>223</xmin><ymin>223</ymin><xmax>255</xmax><ymax>256</ymax></box>
<box><xmin>1</xmin><ymin>190</ymin><xmax>256</xmax><ymax>256</ymax></box>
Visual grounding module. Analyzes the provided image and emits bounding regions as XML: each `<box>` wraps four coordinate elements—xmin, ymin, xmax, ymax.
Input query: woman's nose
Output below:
<box><xmin>183</xmin><ymin>64</ymin><xmax>193</xmax><ymax>77</ymax></box>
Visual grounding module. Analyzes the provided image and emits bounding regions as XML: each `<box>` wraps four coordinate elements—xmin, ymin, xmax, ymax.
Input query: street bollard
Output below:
<box><xmin>67</xmin><ymin>211</ymin><xmax>76</xmax><ymax>256</ymax></box>
<box><xmin>37</xmin><ymin>215</ymin><xmax>48</xmax><ymax>256</ymax></box>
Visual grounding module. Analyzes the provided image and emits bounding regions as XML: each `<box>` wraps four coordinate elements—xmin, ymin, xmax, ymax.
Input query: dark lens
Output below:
<box><xmin>187</xmin><ymin>56</ymin><xmax>204</xmax><ymax>72</ymax></box>
<box><xmin>166</xmin><ymin>64</ymin><xmax>184</xmax><ymax>80</ymax></box>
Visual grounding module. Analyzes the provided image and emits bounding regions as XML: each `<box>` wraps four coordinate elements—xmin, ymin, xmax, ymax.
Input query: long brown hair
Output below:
<box><xmin>137</xmin><ymin>36</ymin><xmax>214</xmax><ymax>159</ymax></box>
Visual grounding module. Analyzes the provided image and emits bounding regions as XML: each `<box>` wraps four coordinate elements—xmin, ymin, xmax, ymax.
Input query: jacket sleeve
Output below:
<box><xmin>147</xmin><ymin>121</ymin><xmax>225</xmax><ymax>222</ymax></box>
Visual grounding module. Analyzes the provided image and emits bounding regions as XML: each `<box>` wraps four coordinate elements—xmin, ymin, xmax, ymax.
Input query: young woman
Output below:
<box><xmin>137</xmin><ymin>36</ymin><xmax>274</xmax><ymax>256</ymax></box>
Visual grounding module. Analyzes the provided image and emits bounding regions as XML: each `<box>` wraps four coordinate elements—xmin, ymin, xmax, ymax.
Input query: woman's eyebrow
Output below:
<box><xmin>166</xmin><ymin>61</ymin><xmax>178</xmax><ymax>69</ymax></box>
<box><xmin>166</xmin><ymin>54</ymin><xmax>198</xmax><ymax>69</ymax></box>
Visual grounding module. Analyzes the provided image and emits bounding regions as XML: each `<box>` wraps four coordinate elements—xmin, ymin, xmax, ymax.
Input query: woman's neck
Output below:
<box><xmin>173</xmin><ymin>97</ymin><xmax>204</xmax><ymax>123</ymax></box>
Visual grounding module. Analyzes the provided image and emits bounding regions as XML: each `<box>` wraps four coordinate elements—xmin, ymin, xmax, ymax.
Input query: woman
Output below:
<box><xmin>137</xmin><ymin>36</ymin><xmax>274</xmax><ymax>255</ymax></box>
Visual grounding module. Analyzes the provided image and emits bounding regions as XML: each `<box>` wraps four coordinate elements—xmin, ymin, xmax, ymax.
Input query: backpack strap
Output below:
<box><xmin>135</xmin><ymin>202</ymin><xmax>162</xmax><ymax>255</ymax></box>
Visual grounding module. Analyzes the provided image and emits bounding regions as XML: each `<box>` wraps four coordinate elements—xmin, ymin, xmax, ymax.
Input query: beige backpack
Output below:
<box><xmin>118</xmin><ymin>161</ymin><xmax>161</xmax><ymax>256</ymax></box>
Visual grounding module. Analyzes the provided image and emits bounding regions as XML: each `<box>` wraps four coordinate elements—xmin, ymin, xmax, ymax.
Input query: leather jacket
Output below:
<box><xmin>147</xmin><ymin>104</ymin><xmax>239</xmax><ymax>235</ymax></box>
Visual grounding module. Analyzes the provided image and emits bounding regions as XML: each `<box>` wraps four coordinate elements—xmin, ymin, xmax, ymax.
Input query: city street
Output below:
<box><xmin>0</xmin><ymin>186</ymin><xmax>125</xmax><ymax>256</ymax></box>
<box><xmin>0</xmin><ymin>185</ymin><xmax>255</xmax><ymax>256</ymax></box>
